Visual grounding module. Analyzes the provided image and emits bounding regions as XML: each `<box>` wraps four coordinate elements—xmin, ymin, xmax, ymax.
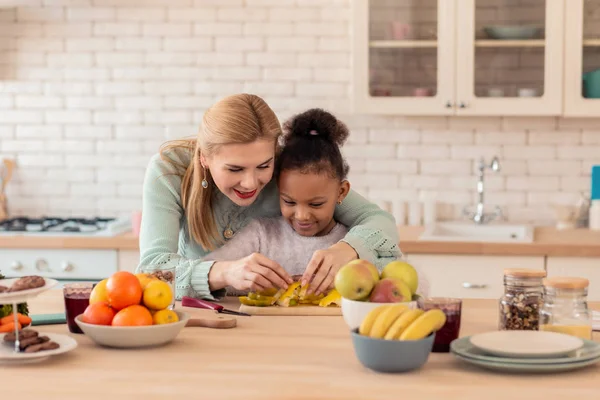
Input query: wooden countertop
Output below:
<box><xmin>0</xmin><ymin>232</ymin><xmax>140</xmax><ymax>250</ymax></box>
<box><xmin>1</xmin><ymin>226</ymin><xmax>599</xmax><ymax>257</ymax></box>
<box><xmin>3</xmin><ymin>291</ymin><xmax>599</xmax><ymax>398</ymax></box>
<box><xmin>399</xmin><ymin>226</ymin><xmax>600</xmax><ymax>257</ymax></box>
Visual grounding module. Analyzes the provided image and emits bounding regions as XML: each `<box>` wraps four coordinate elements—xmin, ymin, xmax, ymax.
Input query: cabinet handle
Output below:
<box><xmin>459</xmin><ymin>102</ymin><xmax>467</xmax><ymax>108</ymax></box>
<box><xmin>446</xmin><ymin>101</ymin><xmax>453</xmax><ymax>108</ymax></box>
<box><xmin>462</xmin><ymin>282</ymin><xmax>487</xmax><ymax>289</ymax></box>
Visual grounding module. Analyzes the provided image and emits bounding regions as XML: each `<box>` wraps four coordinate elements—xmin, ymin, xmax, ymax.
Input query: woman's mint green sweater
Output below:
<box><xmin>137</xmin><ymin>148</ymin><xmax>402</xmax><ymax>301</ymax></box>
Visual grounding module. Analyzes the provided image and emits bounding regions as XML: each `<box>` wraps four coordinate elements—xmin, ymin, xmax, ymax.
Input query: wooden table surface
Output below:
<box><xmin>3</xmin><ymin>290</ymin><xmax>600</xmax><ymax>400</ymax></box>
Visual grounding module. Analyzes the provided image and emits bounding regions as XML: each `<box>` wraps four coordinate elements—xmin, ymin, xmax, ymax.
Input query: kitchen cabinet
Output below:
<box><xmin>563</xmin><ymin>0</ymin><xmax>600</xmax><ymax>116</ymax></box>
<box><xmin>352</xmin><ymin>0</ymin><xmax>564</xmax><ymax>116</ymax></box>
<box><xmin>117</xmin><ymin>250</ymin><xmax>140</xmax><ymax>273</ymax></box>
<box><xmin>545</xmin><ymin>257</ymin><xmax>600</xmax><ymax>301</ymax></box>
<box><xmin>404</xmin><ymin>254</ymin><xmax>545</xmax><ymax>299</ymax></box>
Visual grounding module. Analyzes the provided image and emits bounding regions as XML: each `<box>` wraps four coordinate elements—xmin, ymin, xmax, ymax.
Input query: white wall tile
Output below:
<box><xmin>1</xmin><ymin>1</ymin><xmax>598</xmax><ymax>222</ymax></box>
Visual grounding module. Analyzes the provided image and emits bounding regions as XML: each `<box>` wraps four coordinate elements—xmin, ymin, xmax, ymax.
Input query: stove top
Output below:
<box><xmin>0</xmin><ymin>216</ymin><xmax>132</xmax><ymax>237</ymax></box>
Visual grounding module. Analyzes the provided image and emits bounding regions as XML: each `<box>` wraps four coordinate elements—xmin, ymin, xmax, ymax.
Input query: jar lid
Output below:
<box><xmin>503</xmin><ymin>268</ymin><xmax>547</xmax><ymax>278</ymax></box>
<box><xmin>543</xmin><ymin>277</ymin><xmax>590</xmax><ymax>289</ymax></box>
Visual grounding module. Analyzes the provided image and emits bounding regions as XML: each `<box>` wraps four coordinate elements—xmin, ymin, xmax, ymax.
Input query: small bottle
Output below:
<box><xmin>539</xmin><ymin>277</ymin><xmax>592</xmax><ymax>340</ymax></box>
<box><xmin>408</xmin><ymin>201</ymin><xmax>421</xmax><ymax>226</ymax></box>
<box><xmin>589</xmin><ymin>200</ymin><xmax>600</xmax><ymax>230</ymax></box>
<box><xmin>392</xmin><ymin>200</ymin><xmax>406</xmax><ymax>226</ymax></box>
<box><xmin>499</xmin><ymin>268</ymin><xmax>546</xmax><ymax>331</ymax></box>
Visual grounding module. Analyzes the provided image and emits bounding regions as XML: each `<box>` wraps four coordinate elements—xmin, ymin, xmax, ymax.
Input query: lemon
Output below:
<box><xmin>143</xmin><ymin>280</ymin><xmax>173</xmax><ymax>310</ymax></box>
<box><xmin>152</xmin><ymin>309</ymin><xmax>179</xmax><ymax>325</ymax></box>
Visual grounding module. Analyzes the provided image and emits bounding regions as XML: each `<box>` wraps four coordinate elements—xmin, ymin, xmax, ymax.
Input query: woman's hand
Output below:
<box><xmin>209</xmin><ymin>253</ymin><xmax>293</xmax><ymax>292</ymax></box>
<box><xmin>301</xmin><ymin>242</ymin><xmax>358</xmax><ymax>295</ymax></box>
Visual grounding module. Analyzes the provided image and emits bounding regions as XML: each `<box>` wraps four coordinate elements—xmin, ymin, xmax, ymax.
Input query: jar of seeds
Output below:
<box><xmin>499</xmin><ymin>268</ymin><xmax>546</xmax><ymax>331</ymax></box>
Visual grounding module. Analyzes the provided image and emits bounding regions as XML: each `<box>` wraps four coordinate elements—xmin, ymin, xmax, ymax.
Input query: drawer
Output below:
<box><xmin>546</xmin><ymin>257</ymin><xmax>600</xmax><ymax>301</ymax></box>
<box><xmin>0</xmin><ymin>249</ymin><xmax>118</xmax><ymax>280</ymax></box>
<box><xmin>404</xmin><ymin>254</ymin><xmax>546</xmax><ymax>299</ymax></box>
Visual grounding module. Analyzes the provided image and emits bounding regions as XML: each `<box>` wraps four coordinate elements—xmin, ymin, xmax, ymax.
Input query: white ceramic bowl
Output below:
<box><xmin>75</xmin><ymin>311</ymin><xmax>190</xmax><ymax>349</ymax></box>
<box><xmin>341</xmin><ymin>298</ymin><xmax>418</xmax><ymax>330</ymax></box>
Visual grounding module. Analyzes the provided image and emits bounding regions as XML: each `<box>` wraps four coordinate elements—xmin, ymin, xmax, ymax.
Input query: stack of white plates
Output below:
<box><xmin>451</xmin><ymin>330</ymin><xmax>600</xmax><ymax>373</ymax></box>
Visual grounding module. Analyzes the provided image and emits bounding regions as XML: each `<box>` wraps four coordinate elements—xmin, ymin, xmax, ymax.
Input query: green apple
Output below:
<box><xmin>381</xmin><ymin>260</ymin><xmax>418</xmax><ymax>295</ymax></box>
<box><xmin>344</xmin><ymin>259</ymin><xmax>380</xmax><ymax>282</ymax></box>
<box><xmin>334</xmin><ymin>261</ymin><xmax>378</xmax><ymax>300</ymax></box>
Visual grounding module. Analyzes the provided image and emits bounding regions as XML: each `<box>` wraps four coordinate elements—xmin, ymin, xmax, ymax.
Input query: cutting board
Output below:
<box><xmin>238</xmin><ymin>304</ymin><xmax>342</xmax><ymax>316</ymax></box>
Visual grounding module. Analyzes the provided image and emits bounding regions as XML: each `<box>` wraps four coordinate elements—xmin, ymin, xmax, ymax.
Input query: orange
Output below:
<box><xmin>143</xmin><ymin>280</ymin><xmax>173</xmax><ymax>310</ymax></box>
<box><xmin>89</xmin><ymin>279</ymin><xmax>109</xmax><ymax>305</ymax></box>
<box><xmin>106</xmin><ymin>271</ymin><xmax>143</xmax><ymax>311</ymax></box>
<box><xmin>152</xmin><ymin>309</ymin><xmax>179</xmax><ymax>325</ymax></box>
<box><xmin>82</xmin><ymin>302</ymin><xmax>115</xmax><ymax>326</ymax></box>
<box><xmin>111</xmin><ymin>305</ymin><xmax>153</xmax><ymax>327</ymax></box>
<box><xmin>135</xmin><ymin>273</ymin><xmax>157</xmax><ymax>290</ymax></box>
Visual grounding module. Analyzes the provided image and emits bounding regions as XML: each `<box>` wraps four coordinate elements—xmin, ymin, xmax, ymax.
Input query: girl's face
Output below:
<box><xmin>278</xmin><ymin>169</ymin><xmax>350</xmax><ymax>237</ymax></box>
<box><xmin>202</xmin><ymin>139</ymin><xmax>276</xmax><ymax>206</ymax></box>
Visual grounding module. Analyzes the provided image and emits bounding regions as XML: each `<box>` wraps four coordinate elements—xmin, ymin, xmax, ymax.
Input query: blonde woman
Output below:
<box><xmin>138</xmin><ymin>94</ymin><xmax>401</xmax><ymax>301</ymax></box>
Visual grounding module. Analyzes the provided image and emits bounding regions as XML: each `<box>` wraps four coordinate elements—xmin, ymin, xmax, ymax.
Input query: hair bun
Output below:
<box><xmin>282</xmin><ymin>108</ymin><xmax>349</xmax><ymax>146</ymax></box>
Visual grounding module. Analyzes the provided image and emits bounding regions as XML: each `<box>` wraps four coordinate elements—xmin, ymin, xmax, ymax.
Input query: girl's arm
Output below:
<box><xmin>333</xmin><ymin>188</ymin><xmax>402</xmax><ymax>270</ymax></box>
<box><xmin>137</xmin><ymin>152</ymin><xmax>224</xmax><ymax>301</ymax></box>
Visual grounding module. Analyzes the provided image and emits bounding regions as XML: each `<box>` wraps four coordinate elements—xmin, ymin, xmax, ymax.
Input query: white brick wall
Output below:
<box><xmin>0</xmin><ymin>0</ymin><xmax>598</xmax><ymax>227</ymax></box>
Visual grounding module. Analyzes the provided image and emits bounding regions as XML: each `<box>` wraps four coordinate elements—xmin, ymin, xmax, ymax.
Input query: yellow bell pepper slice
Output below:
<box><xmin>318</xmin><ymin>289</ymin><xmax>341</xmax><ymax>307</ymax></box>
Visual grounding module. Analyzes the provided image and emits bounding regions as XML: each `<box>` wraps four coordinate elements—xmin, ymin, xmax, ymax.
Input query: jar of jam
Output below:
<box><xmin>539</xmin><ymin>277</ymin><xmax>592</xmax><ymax>340</ymax></box>
<box><xmin>499</xmin><ymin>268</ymin><xmax>546</xmax><ymax>331</ymax></box>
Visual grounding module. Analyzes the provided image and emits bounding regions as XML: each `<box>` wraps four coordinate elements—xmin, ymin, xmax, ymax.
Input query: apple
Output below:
<box><xmin>381</xmin><ymin>260</ymin><xmax>419</xmax><ymax>295</ymax></box>
<box><xmin>369</xmin><ymin>277</ymin><xmax>412</xmax><ymax>303</ymax></box>
<box><xmin>344</xmin><ymin>259</ymin><xmax>380</xmax><ymax>283</ymax></box>
<box><xmin>334</xmin><ymin>261</ymin><xmax>378</xmax><ymax>301</ymax></box>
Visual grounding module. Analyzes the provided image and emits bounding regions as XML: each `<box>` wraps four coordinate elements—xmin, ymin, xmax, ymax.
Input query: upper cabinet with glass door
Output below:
<box><xmin>351</xmin><ymin>0</ymin><xmax>457</xmax><ymax>115</ymax></box>
<box><xmin>455</xmin><ymin>0</ymin><xmax>564</xmax><ymax>116</ymax></box>
<box><xmin>351</xmin><ymin>0</ymin><xmax>565</xmax><ymax>116</ymax></box>
<box><xmin>564</xmin><ymin>0</ymin><xmax>600</xmax><ymax>116</ymax></box>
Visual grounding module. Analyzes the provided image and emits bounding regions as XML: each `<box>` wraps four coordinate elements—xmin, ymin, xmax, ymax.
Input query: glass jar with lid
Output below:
<box><xmin>539</xmin><ymin>277</ymin><xmax>592</xmax><ymax>340</ymax></box>
<box><xmin>499</xmin><ymin>268</ymin><xmax>546</xmax><ymax>331</ymax></box>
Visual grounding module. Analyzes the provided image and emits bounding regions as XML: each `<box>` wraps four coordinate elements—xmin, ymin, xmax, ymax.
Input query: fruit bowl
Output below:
<box><xmin>75</xmin><ymin>311</ymin><xmax>190</xmax><ymax>349</ymax></box>
<box><xmin>341</xmin><ymin>297</ymin><xmax>418</xmax><ymax>330</ymax></box>
<box><xmin>350</xmin><ymin>328</ymin><xmax>435</xmax><ymax>373</ymax></box>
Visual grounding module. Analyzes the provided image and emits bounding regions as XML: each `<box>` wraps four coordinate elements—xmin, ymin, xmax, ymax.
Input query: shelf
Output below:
<box><xmin>583</xmin><ymin>39</ymin><xmax>600</xmax><ymax>47</ymax></box>
<box><xmin>475</xmin><ymin>39</ymin><xmax>545</xmax><ymax>47</ymax></box>
<box><xmin>369</xmin><ymin>40</ymin><xmax>437</xmax><ymax>49</ymax></box>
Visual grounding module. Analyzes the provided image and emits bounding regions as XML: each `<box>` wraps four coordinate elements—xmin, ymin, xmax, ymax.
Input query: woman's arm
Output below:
<box><xmin>333</xmin><ymin>189</ymin><xmax>402</xmax><ymax>270</ymax></box>
<box><xmin>137</xmin><ymin>152</ymin><xmax>224</xmax><ymax>301</ymax></box>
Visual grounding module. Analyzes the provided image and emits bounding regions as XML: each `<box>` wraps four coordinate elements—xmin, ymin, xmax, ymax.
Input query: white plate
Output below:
<box><xmin>469</xmin><ymin>331</ymin><xmax>584</xmax><ymax>359</ymax></box>
<box><xmin>0</xmin><ymin>278</ymin><xmax>58</xmax><ymax>304</ymax></box>
<box><xmin>0</xmin><ymin>332</ymin><xmax>78</xmax><ymax>364</ymax></box>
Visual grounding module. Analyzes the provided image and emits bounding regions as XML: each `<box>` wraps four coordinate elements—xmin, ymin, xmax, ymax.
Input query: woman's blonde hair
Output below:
<box><xmin>160</xmin><ymin>93</ymin><xmax>282</xmax><ymax>251</ymax></box>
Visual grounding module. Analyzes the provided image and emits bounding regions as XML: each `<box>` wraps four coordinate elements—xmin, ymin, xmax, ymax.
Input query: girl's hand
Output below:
<box><xmin>302</xmin><ymin>242</ymin><xmax>358</xmax><ymax>295</ymax></box>
<box><xmin>210</xmin><ymin>253</ymin><xmax>293</xmax><ymax>292</ymax></box>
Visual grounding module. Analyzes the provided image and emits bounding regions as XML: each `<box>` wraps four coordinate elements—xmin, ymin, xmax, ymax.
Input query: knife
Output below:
<box><xmin>181</xmin><ymin>296</ymin><xmax>251</xmax><ymax>317</ymax></box>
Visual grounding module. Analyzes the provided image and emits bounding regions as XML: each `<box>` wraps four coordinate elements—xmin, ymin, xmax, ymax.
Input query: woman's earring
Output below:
<box><xmin>337</xmin><ymin>200</ymin><xmax>342</xmax><ymax>205</ymax></box>
<box><xmin>201</xmin><ymin>167</ymin><xmax>208</xmax><ymax>189</ymax></box>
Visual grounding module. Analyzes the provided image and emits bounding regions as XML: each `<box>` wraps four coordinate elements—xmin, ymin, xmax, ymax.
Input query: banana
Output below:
<box><xmin>383</xmin><ymin>308</ymin><xmax>424</xmax><ymax>340</ymax></box>
<box><xmin>369</xmin><ymin>304</ymin><xmax>410</xmax><ymax>339</ymax></box>
<box><xmin>358</xmin><ymin>305</ymin><xmax>391</xmax><ymax>336</ymax></box>
<box><xmin>399</xmin><ymin>309</ymin><xmax>447</xmax><ymax>340</ymax></box>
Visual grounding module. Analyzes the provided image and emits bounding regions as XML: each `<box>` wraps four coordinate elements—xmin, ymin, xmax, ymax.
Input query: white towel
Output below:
<box><xmin>593</xmin><ymin>311</ymin><xmax>600</xmax><ymax>331</ymax></box>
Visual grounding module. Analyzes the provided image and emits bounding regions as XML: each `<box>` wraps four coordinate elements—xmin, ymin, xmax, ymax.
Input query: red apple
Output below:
<box><xmin>369</xmin><ymin>277</ymin><xmax>412</xmax><ymax>303</ymax></box>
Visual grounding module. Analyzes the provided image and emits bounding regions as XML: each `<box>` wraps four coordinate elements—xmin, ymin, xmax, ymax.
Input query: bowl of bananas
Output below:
<box><xmin>350</xmin><ymin>304</ymin><xmax>446</xmax><ymax>373</ymax></box>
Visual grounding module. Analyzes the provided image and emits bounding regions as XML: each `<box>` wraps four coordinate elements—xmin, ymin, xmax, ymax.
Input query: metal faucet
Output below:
<box><xmin>463</xmin><ymin>156</ymin><xmax>503</xmax><ymax>224</ymax></box>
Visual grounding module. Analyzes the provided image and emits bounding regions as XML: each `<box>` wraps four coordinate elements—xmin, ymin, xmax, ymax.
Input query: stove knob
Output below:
<box><xmin>11</xmin><ymin>261</ymin><xmax>23</xmax><ymax>271</ymax></box>
<box><xmin>35</xmin><ymin>259</ymin><xmax>49</xmax><ymax>271</ymax></box>
<box><xmin>62</xmin><ymin>262</ymin><xmax>74</xmax><ymax>272</ymax></box>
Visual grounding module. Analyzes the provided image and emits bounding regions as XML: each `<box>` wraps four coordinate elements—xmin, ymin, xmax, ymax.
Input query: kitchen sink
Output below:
<box><xmin>418</xmin><ymin>221</ymin><xmax>534</xmax><ymax>243</ymax></box>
